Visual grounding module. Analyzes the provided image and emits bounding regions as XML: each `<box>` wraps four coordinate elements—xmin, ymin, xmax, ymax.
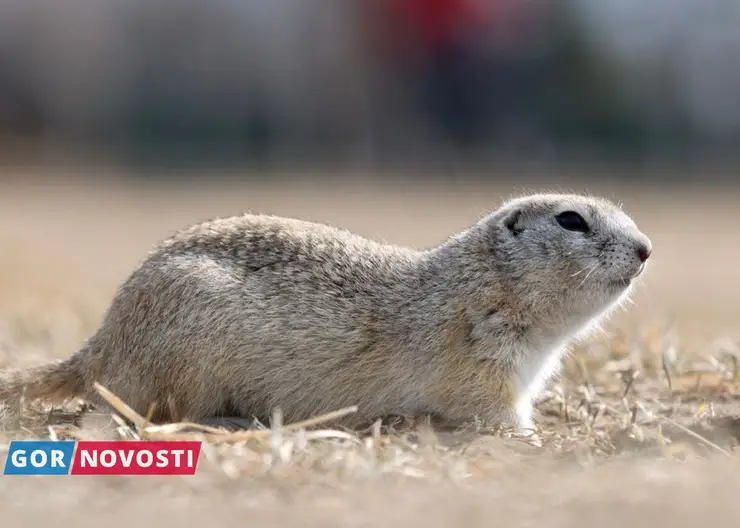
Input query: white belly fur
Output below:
<box><xmin>512</xmin><ymin>344</ymin><xmax>567</xmax><ymax>430</ymax></box>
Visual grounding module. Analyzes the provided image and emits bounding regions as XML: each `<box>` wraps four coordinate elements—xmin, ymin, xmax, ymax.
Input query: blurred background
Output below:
<box><xmin>0</xmin><ymin>0</ymin><xmax>739</xmax><ymax>168</ymax></box>
<box><xmin>0</xmin><ymin>0</ymin><xmax>738</xmax><ymax>365</ymax></box>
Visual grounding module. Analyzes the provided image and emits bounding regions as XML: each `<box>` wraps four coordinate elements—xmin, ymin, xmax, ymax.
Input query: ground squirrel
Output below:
<box><xmin>0</xmin><ymin>193</ymin><xmax>651</xmax><ymax>432</ymax></box>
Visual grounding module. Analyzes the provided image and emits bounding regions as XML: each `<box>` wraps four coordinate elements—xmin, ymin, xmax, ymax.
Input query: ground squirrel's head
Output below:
<box><xmin>459</xmin><ymin>193</ymin><xmax>652</xmax><ymax>332</ymax></box>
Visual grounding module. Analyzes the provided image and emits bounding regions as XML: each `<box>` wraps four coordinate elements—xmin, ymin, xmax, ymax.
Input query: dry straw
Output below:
<box><xmin>91</xmin><ymin>381</ymin><xmax>361</xmax><ymax>445</ymax></box>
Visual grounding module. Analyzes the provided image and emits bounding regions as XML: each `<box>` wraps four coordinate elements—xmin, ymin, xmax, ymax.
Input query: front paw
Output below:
<box><xmin>510</xmin><ymin>411</ymin><xmax>543</xmax><ymax>445</ymax></box>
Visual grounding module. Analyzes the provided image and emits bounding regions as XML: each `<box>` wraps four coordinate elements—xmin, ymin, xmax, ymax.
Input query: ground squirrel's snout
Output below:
<box><xmin>622</xmin><ymin>234</ymin><xmax>652</xmax><ymax>280</ymax></box>
<box><xmin>633</xmin><ymin>231</ymin><xmax>652</xmax><ymax>264</ymax></box>
<box><xmin>629</xmin><ymin>238</ymin><xmax>651</xmax><ymax>279</ymax></box>
<box><xmin>637</xmin><ymin>242</ymin><xmax>651</xmax><ymax>262</ymax></box>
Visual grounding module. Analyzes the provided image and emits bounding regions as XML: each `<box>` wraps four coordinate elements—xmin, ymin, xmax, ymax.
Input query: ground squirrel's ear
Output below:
<box><xmin>502</xmin><ymin>208</ymin><xmax>524</xmax><ymax>235</ymax></box>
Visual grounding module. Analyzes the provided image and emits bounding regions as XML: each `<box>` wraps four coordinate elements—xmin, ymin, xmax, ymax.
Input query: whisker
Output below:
<box><xmin>570</xmin><ymin>248</ymin><xmax>603</xmax><ymax>282</ymax></box>
<box><xmin>576</xmin><ymin>262</ymin><xmax>599</xmax><ymax>289</ymax></box>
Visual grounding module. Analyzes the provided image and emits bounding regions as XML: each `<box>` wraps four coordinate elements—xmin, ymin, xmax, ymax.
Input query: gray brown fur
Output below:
<box><xmin>0</xmin><ymin>193</ymin><xmax>652</xmax><ymax>431</ymax></box>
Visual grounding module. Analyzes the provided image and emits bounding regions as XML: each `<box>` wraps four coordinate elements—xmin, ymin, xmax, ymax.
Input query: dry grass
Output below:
<box><xmin>1</xmin><ymin>170</ymin><xmax>739</xmax><ymax>526</ymax></box>
<box><xmin>4</xmin><ymin>319</ymin><xmax>740</xmax><ymax>463</ymax></box>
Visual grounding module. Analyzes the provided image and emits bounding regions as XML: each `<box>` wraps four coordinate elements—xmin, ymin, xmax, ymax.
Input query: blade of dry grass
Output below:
<box><xmin>638</xmin><ymin>400</ymin><xmax>732</xmax><ymax>457</ymax></box>
<box><xmin>93</xmin><ymin>381</ymin><xmax>148</xmax><ymax>430</ymax></box>
<box><xmin>92</xmin><ymin>381</ymin><xmax>360</xmax><ymax>445</ymax></box>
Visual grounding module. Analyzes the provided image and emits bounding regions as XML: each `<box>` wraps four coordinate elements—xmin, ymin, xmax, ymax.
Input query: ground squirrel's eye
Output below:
<box><xmin>555</xmin><ymin>211</ymin><xmax>589</xmax><ymax>233</ymax></box>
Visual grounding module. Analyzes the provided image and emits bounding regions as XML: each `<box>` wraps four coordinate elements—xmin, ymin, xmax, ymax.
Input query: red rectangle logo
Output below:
<box><xmin>70</xmin><ymin>441</ymin><xmax>202</xmax><ymax>475</ymax></box>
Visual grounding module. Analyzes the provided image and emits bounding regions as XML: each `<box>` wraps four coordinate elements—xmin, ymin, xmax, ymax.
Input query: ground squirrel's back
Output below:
<box><xmin>75</xmin><ymin>214</ymin><xmax>439</xmax><ymax>425</ymax></box>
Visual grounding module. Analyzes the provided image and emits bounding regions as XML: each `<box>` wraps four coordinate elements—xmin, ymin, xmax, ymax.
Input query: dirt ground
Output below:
<box><xmin>1</xmin><ymin>168</ymin><xmax>739</xmax><ymax>526</ymax></box>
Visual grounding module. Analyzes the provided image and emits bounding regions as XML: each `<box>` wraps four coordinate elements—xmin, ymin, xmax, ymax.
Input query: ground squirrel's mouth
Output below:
<box><xmin>610</xmin><ymin>263</ymin><xmax>646</xmax><ymax>287</ymax></box>
<box><xmin>610</xmin><ymin>278</ymin><xmax>632</xmax><ymax>288</ymax></box>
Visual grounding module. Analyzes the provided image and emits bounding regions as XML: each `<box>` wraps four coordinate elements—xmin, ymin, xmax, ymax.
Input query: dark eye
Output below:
<box><xmin>555</xmin><ymin>211</ymin><xmax>589</xmax><ymax>233</ymax></box>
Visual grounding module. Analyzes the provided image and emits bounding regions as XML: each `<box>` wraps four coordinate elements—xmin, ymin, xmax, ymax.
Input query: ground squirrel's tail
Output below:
<box><xmin>0</xmin><ymin>354</ymin><xmax>86</xmax><ymax>405</ymax></box>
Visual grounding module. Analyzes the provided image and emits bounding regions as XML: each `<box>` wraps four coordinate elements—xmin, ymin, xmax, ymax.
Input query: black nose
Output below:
<box><xmin>637</xmin><ymin>244</ymin><xmax>651</xmax><ymax>262</ymax></box>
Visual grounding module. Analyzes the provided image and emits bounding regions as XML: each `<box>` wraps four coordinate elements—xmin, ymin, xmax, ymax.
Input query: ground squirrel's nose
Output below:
<box><xmin>637</xmin><ymin>243</ymin><xmax>652</xmax><ymax>262</ymax></box>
